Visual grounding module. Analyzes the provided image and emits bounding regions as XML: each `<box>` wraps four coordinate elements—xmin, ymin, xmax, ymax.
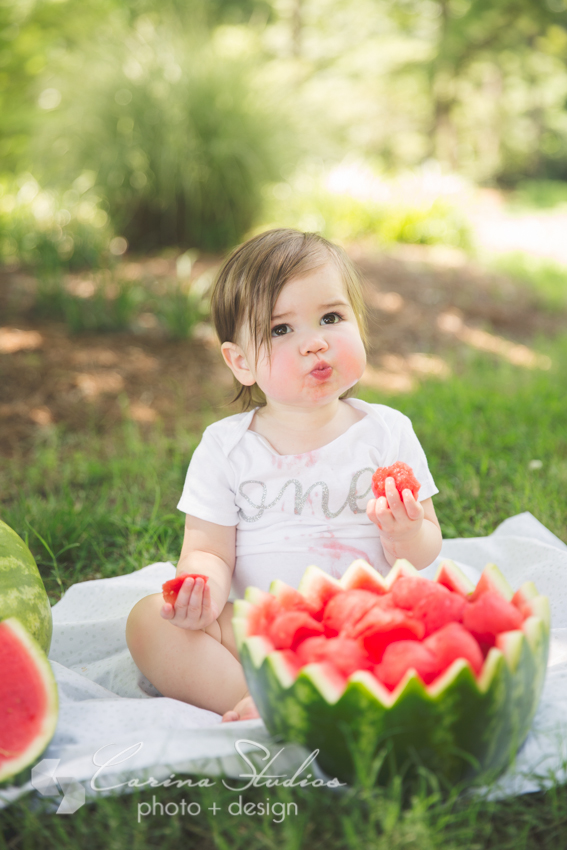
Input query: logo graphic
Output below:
<box><xmin>31</xmin><ymin>759</ymin><xmax>86</xmax><ymax>814</ymax></box>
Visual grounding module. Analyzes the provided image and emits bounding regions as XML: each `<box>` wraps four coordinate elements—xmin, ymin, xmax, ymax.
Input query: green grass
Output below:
<box><xmin>1</xmin><ymin>335</ymin><xmax>567</xmax><ymax>845</ymax></box>
<box><xmin>492</xmin><ymin>253</ymin><xmax>567</xmax><ymax>312</ymax></box>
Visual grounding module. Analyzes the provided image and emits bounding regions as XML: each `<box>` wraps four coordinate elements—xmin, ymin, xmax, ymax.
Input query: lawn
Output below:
<box><xmin>1</xmin><ymin>320</ymin><xmax>566</xmax><ymax>848</ymax></box>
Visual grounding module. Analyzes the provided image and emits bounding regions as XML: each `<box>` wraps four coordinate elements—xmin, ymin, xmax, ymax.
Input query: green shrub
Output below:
<box><xmin>264</xmin><ymin>171</ymin><xmax>472</xmax><ymax>249</ymax></box>
<box><xmin>35</xmin><ymin>23</ymin><xmax>290</xmax><ymax>252</ymax></box>
<box><xmin>0</xmin><ymin>174</ymin><xmax>114</xmax><ymax>272</ymax></box>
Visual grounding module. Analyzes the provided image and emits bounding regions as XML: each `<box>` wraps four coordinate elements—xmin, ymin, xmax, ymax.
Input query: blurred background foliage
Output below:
<box><xmin>2</xmin><ymin>0</ymin><xmax>567</xmax><ymax>264</ymax></box>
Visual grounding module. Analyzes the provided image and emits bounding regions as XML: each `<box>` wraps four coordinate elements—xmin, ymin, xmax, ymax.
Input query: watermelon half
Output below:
<box><xmin>233</xmin><ymin>559</ymin><xmax>550</xmax><ymax>786</ymax></box>
<box><xmin>0</xmin><ymin>519</ymin><xmax>53</xmax><ymax>654</ymax></box>
<box><xmin>0</xmin><ymin>618</ymin><xmax>59</xmax><ymax>784</ymax></box>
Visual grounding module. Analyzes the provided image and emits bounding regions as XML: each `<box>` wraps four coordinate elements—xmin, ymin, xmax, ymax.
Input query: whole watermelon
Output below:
<box><xmin>0</xmin><ymin>519</ymin><xmax>53</xmax><ymax>654</ymax></box>
<box><xmin>233</xmin><ymin>559</ymin><xmax>550</xmax><ymax>786</ymax></box>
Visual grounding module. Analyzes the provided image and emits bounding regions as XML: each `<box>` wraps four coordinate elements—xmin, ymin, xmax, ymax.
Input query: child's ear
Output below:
<box><xmin>221</xmin><ymin>342</ymin><xmax>256</xmax><ymax>387</ymax></box>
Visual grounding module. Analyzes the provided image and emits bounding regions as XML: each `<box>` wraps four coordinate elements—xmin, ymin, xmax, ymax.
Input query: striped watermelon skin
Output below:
<box><xmin>234</xmin><ymin>560</ymin><xmax>550</xmax><ymax>786</ymax></box>
<box><xmin>0</xmin><ymin>520</ymin><xmax>53</xmax><ymax>654</ymax></box>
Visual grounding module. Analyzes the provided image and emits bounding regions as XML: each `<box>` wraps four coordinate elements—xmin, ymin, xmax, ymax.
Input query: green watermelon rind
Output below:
<box><xmin>0</xmin><ymin>618</ymin><xmax>59</xmax><ymax>784</ymax></box>
<box><xmin>234</xmin><ymin>561</ymin><xmax>550</xmax><ymax>786</ymax></box>
<box><xmin>0</xmin><ymin>520</ymin><xmax>53</xmax><ymax>654</ymax></box>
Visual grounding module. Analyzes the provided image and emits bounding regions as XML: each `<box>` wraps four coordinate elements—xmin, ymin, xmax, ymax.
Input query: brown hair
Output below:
<box><xmin>210</xmin><ymin>228</ymin><xmax>367</xmax><ymax>409</ymax></box>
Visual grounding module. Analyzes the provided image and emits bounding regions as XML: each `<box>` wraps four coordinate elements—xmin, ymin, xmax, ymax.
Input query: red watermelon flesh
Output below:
<box><xmin>392</xmin><ymin>577</ymin><xmax>466</xmax><ymax>635</ymax></box>
<box><xmin>243</xmin><ymin>564</ymin><xmax>529</xmax><ymax>689</ymax></box>
<box><xmin>247</xmin><ymin>594</ymin><xmax>283</xmax><ymax>637</ymax></box>
<box><xmin>268</xmin><ymin>610</ymin><xmax>325</xmax><ymax>650</ymax></box>
<box><xmin>347</xmin><ymin>607</ymin><xmax>425</xmax><ymax>663</ymax></box>
<box><xmin>412</xmin><ymin>590</ymin><xmax>466</xmax><ymax>636</ymax></box>
<box><xmin>273</xmin><ymin>584</ymin><xmax>320</xmax><ymax>618</ymax></box>
<box><xmin>297</xmin><ymin>636</ymin><xmax>373</xmax><ymax>677</ymax></box>
<box><xmin>162</xmin><ymin>573</ymin><xmax>209</xmax><ymax>605</ymax></box>
<box><xmin>371</xmin><ymin>462</ymin><xmax>421</xmax><ymax>500</ymax></box>
<box><xmin>392</xmin><ymin>576</ymin><xmax>438</xmax><ymax>609</ymax></box>
<box><xmin>0</xmin><ymin>624</ymin><xmax>49</xmax><ymax>764</ymax></box>
<box><xmin>322</xmin><ymin>589</ymin><xmax>381</xmax><ymax>637</ymax></box>
<box><xmin>462</xmin><ymin>592</ymin><xmax>523</xmax><ymax>647</ymax></box>
<box><xmin>424</xmin><ymin>622</ymin><xmax>484</xmax><ymax>675</ymax></box>
<box><xmin>375</xmin><ymin>641</ymin><xmax>443</xmax><ymax>689</ymax></box>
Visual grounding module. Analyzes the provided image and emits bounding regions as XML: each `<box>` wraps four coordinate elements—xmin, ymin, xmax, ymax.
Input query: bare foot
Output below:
<box><xmin>221</xmin><ymin>694</ymin><xmax>259</xmax><ymax>723</ymax></box>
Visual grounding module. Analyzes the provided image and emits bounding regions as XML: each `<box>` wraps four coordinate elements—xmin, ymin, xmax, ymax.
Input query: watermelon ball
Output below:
<box><xmin>347</xmin><ymin>606</ymin><xmax>425</xmax><ymax>663</ymax></box>
<box><xmin>162</xmin><ymin>573</ymin><xmax>209</xmax><ymax>606</ymax></box>
<box><xmin>393</xmin><ymin>577</ymin><xmax>466</xmax><ymax>636</ymax></box>
<box><xmin>462</xmin><ymin>592</ymin><xmax>523</xmax><ymax>647</ymax></box>
<box><xmin>424</xmin><ymin>622</ymin><xmax>484</xmax><ymax>676</ymax></box>
<box><xmin>371</xmin><ymin>462</ymin><xmax>421</xmax><ymax>501</ymax></box>
<box><xmin>268</xmin><ymin>611</ymin><xmax>325</xmax><ymax>651</ymax></box>
<box><xmin>375</xmin><ymin>640</ymin><xmax>442</xmax><ymax>689</ymax></box>
<box><xmin>297</xmin><ymin>636</ymin><xmax>373</xmax><ymax>677</ymax></box>
<box><xmin>322</xmin><ymin>589</ymin><xmax>381</xmax><ymax>637</ymax></box>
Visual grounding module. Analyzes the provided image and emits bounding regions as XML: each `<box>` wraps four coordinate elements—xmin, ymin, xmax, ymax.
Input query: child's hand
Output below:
<box><xmin>367</xmin><ymin>476</ymin><xmax>424</xmax><ymax>548</ymax></box>
<box><xmin>161</xmin><ymin>576</ymin><xmax>219</xmax><ymax>630</ymax></box>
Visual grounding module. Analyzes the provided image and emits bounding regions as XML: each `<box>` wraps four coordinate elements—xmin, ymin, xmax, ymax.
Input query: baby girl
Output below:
<box><xmin>126</xmin><ymin>228</ymin><xmax>442</xmax><ymax>721</ymax></box>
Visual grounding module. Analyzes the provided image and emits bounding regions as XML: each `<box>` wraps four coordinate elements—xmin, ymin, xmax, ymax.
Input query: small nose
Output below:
<box><xmin>299</xmin><ymin>332</ymin><xmax>329</xmax><ymax>356</ymax></box>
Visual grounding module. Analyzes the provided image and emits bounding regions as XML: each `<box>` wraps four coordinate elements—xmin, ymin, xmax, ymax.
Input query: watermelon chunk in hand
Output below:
<box><xmin>371</xmin><ymin>462</ymin><xmax>421</xmax><ymax>500</ymax></box>
<box><xmin>162</xmin><ymin>573</ymin><xmax>209</xmax><ymax>606</ymax></box>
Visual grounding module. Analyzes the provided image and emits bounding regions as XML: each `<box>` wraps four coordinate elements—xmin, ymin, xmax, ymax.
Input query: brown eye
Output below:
<box><xmin>321</xmin><ymin>312</ymin><xmax>342</xmax><ymax>325</ymax></box>
<box><xmin>271</xmin><ymin>323</ymin><xmax>291</xmax><ymax>337</ymax></box>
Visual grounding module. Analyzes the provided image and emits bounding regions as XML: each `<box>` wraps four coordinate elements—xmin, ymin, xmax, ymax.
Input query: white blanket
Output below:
<box><xmin>2</xmin><ymin>512</ymin><xmax>567</xmax><ymax>808</ymax></box>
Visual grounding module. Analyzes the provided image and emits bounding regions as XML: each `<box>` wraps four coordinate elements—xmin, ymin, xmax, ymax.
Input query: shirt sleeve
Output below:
<box><xmin>394</xmin><ymin>413</ymin><xmax>438</xmax><ymax>502</ymax></box>
<box><xmin>177</xmin><ymin>427</ymin><xmax>239</xmax><ymax>526</ymax></box>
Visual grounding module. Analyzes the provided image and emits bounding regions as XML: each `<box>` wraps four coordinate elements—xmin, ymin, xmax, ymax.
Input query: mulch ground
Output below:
<box><xmin>1</xmin><ymin>243</ymin><xmax>563</xmax><ymax>458</ymax></box>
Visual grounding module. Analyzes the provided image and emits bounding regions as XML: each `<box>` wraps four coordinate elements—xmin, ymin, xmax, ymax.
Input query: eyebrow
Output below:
<box><xmin>271</xmin><ymin>300</ymin><xmax>350</xmax><ymax>321</ymax></box>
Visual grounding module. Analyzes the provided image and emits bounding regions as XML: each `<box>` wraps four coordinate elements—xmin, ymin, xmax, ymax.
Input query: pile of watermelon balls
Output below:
<box><xmin>257</xmin><ymin>463</ymin><xmax>525</xmax><ymax>689</ymax></box>
<box><xmin>165</xmin><ymin>463</ymin><xmax>528</xmax><ymax>692</ymax></box>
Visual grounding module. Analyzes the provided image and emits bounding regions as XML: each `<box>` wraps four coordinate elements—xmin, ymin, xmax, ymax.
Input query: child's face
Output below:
<box><xmin>223</xmin><ymin>263</ymin><xmax>367</xmax><ymax>408</ymax></box>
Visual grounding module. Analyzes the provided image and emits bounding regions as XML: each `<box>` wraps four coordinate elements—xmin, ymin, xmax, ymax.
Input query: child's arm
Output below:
<box><xmin>161</xmin><ymin>515</ymin><xmax>235</xmax><ymax>629</ymax></box>
<box><xmin>366</xmin><ymin>478</ymin><xmax>442</xmax><ymax>570</ymax></box>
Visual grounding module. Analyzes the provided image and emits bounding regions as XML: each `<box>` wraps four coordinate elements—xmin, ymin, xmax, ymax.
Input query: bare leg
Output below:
<box><xmin>126</xmin><ymin>594</ymin><xmax>255</xmax><ymax>717</ymax></box>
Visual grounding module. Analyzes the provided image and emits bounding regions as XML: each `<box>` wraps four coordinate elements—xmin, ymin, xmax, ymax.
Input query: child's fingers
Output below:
<box><xmin>402</xmin><ymin>490</ymin><xmax>423</xmax><ymax>521</ymax></box>
<box><xmin>160</xmin><ymin>601</ymin><xmax>175</xmax><ymax>620</ymax></box>
<box><xmin>201</xmin><ymin>583</ymin><xmax>219</xmax><ymax>621</ymax></box>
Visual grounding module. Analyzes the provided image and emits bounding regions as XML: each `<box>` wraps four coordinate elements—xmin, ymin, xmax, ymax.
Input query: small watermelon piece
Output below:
<box><xmin>340</xmin><ymin>559</ymin><xmax>389</xmax><ymax>594</ymax></box>
<box><xmin>348</xmin><ymin>607</ymin><xmax>425</xmax><ymax>663</ymax></box>
<box><xmin>246</xmin><ymin>592</ymin><xmax>282</xmax><ymax>637</ymax></box>
<box><xmin>270</xmin><ymin>580</ymin><xmax>321</xmax><ymax>618</ymax></box>
<box><xmin>322</xmin><ymin>589</ymin><xmax>380</xmax><ymax>637</ymax></box>
<box><xmin>412</xmin><ymin>588</ymin><xmax>466</xmax><ymax>636</ymax></box>
<box><xmin>424</xmin><ymin>622</ymin><xmax>484</xmax><ymax>675</ymax></box>
<box><xmin>434</xmin><ymin>560</ymin><xmax>475</xmax><ymax>598</ymax></box>
<box><xmin>268</xmin><ymin>611</ymin><xmax>325</xmax><ymax>650</ymax></box>
<box><xmin>371</xmin><ymin>462</ymin><xmax>421</xmax><ymax>500</ymax></box>
<box><xmin>0</xmin><ymin>618</ymin><xmax>59</xmax><ymax>783</ymax></box>
<box><xmin>462</xmin><ymin>592</ymin><xmax>523</xmax><ymax>646</ymax></box>
<box><xmin>391</xmin><ymin>576</ymin><xmax>436</xmax><ymax>609</ymax></box>
<box><xmin>297</xmin><ymin>636</ymin><xmax>372</xmax><ymax>677</ymax></box>
<box><xmin>375</xmin><ymin>640</ymin><xmax>442</xmax><ymax>689</ymax></box>
<box><xmin>512</xmin><ymin>581</ymin><xmax>539</xmax><ymax>619</ymax></box>
<box><xmin>392</xmin><ymin>577</ymin><xmax>465</xmax><ymax>635</ymax></box>
<box><xmin>297</xmin><ymin>566</ymin><xmax>342</xmax><ymax>616</ymax></box>
<box><xmin>469</xmin><ymin>563</ymin><xmax>514</xmax><ymax>602</ymax></box>
<box><xmin>162</xmin><ymin>573</ymin><xmax>209</xmax><ymax>605</ymax></box>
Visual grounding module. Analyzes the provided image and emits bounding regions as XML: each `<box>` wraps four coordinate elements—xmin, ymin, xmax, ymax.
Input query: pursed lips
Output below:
<box><xmin>309</xmin><ymin>360</ymin><xmax>333</xmax><ymax>381</ymax></box>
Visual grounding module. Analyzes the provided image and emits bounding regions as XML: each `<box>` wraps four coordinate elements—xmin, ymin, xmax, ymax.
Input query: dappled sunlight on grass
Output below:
<box><xmin>361</xmin><ymin>353</ymin><xmax>451</xmax><ymax>394</ymax></box>
<box><xmin>437</xmin><ymin>311</ymin><xmax>552</xmax><ymax>370</ymax></box>
<box><xmin>0</xmin><ymin>327</ymin><xmax>43</xmax><ymax>353</ymax></box>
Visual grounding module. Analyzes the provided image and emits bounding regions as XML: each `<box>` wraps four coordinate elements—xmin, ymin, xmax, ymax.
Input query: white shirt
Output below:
<box><xmin>177</xmin><ymin>398</ymin><xmax>438</xmax><ymax>598</ymax></box>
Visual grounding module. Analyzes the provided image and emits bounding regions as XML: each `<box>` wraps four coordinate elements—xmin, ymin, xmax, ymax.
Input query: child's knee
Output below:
<box><xmin>126</xmin><ymin>593</ymin><xmax>162</xmax><ymax>657</ymax></box>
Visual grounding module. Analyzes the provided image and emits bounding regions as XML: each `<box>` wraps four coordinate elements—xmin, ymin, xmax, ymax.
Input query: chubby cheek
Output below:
<box><xmin>255</xmin><ymin>347</ymin><xmax>299</xmax><ymax>400</ymax></box>
<box><xmin>333</xmin><ymin>330</ymin><xmax>366</xmax><ymax>385</ymax></box>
